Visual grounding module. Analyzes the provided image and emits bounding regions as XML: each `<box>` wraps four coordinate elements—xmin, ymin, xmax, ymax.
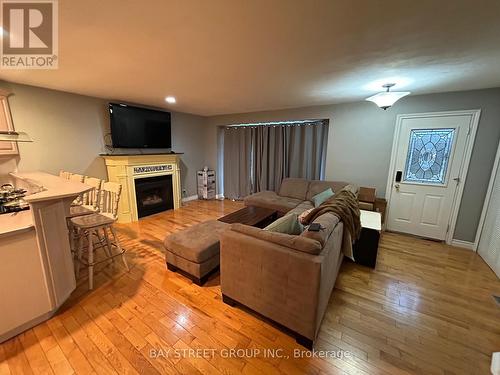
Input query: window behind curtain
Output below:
<box><xmin>223</xmin><ymin>120</ymin><xmax>328</xmax><ymax>200</ymax></box>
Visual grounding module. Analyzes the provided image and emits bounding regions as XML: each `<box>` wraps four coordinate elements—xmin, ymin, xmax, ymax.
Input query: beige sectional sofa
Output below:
<box><xmin>244</xmin><ymin>178</ymin><xmax>353</xmax><ymax>214</ymax></box>
<box><xmin>221</xmin><ymin>178</ymin><xmax>357</xmax><ymax>349</ymax></box>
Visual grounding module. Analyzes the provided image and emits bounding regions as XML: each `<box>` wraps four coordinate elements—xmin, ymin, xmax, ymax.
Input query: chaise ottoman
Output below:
<box><xmin>163</xmin><ymin>220</ymin><xmax>229</xmax><ymax>285</ymax></box>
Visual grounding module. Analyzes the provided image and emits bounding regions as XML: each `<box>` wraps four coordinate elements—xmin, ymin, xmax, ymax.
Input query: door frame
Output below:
<box><xmin>474</xmin><ymin>138</ymin><xmax>500</xmax><ymax>251</ymax></box>
<box><xmin>385</xmin><ymin>109</ymin><xmax>481</xmax><ymax>245</ymax></box>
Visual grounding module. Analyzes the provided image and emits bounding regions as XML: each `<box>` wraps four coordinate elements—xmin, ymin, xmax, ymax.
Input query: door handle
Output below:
<box><xmin>394</xmin><ymin>183</ymin><xmax>400</xmax><ymax>191</ymax></box>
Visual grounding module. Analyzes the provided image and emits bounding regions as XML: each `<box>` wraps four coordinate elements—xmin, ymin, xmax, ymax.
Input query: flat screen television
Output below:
<box><xmin>109</xmin><ymin>103</ymin><xmax>171</xmax><ymax>148</ymax></box>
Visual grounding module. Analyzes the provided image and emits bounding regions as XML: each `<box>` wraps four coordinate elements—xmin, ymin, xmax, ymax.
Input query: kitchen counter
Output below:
<box><xmin>0</xmin><ymin>171</ymin><xmax>91</xmax><ymax>343</ymax></box>
<box><xmin>0</xmin><ymin>210</ymin><xmax>33</xmax><ymax>238</ymax></box>
<box><xmin>10</xmin><ymin>171</ymin><xmax>91</xmax><ymax>203</ymax></box>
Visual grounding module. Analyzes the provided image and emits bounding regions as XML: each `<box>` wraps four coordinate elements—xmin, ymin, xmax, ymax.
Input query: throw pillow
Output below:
<box><xmin>311</xmin><ymin>188</ymin><xmax>334</xmax><ymax>207</ymax></box>
<box><xmin>264</xmin><ymin>213</ymin><xmax>303</xmax><ymax>235</ymax></box>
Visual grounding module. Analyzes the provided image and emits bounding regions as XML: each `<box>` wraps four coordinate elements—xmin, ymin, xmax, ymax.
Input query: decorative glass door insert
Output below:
<box><xmin>403</xmin><ymin>128</ymin><xmax>455</xmax><ymax>184</ymax></box>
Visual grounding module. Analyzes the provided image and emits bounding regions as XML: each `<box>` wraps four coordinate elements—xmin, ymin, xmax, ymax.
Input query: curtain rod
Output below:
<box><xmin>225</xmin><ymin>119</ymin><xmax>326</xmax><ymax>128</ymax></box>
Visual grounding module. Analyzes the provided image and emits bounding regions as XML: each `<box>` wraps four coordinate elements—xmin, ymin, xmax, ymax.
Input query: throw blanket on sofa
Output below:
<box><xmin>302</xmin><ymin>189</ymin><xmax>361</xmax><ymax>260</ymax></box>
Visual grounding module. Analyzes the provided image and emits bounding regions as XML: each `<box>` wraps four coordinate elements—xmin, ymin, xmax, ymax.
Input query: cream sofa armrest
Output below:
<box><xmin>220</xmin><ymin>227</ymin><xmax>322</xmax><ymax>339</ymax></box>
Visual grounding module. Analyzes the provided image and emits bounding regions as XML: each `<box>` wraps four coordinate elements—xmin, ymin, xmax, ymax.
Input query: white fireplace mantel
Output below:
<box><xmin>102</xmin><ymin>153</ymin><xmax>182</xmax><ymax>223</ymax></box>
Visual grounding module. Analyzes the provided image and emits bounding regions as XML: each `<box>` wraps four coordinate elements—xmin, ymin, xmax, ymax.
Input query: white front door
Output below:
<box><xmin>387</xmin><ymin>113</ymin><xmax>474</xmax><ymax>240</ymax></box>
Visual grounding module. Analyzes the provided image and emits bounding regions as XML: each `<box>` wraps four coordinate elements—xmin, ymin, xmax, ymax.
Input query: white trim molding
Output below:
<box><xmin>181</xmin><ymin>195</ymin><xmax>198</xmax><ymax>203</ymax></box>
<box><xmin>446</xmin><ymin>110</ymin><xmax>481</xmax><ymax>245</ymax></box>
<box><xmin>450</xmin><ymin>239</ymin><xmax>475</xmax><ymax>250</ymax></box>
<box><xmin>473</xmin><ymin>137</ymin><xmax>500</xmax><ymax>252</ymax></box>
<box><xmin>385</xmin><ymin>109</ymin><xmax>481</xmax><ymax>246</ymax></box>
<box><xmin>182</xmin><ymin>194</ymin><xmax>225</xmax><ymax>203</ymax></box>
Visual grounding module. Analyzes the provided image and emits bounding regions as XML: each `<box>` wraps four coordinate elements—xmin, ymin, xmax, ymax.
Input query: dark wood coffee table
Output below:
<box><xmin>218</xmin><ymin>206</ymin><xmax>278</xmax><ymax>228</ymax></box>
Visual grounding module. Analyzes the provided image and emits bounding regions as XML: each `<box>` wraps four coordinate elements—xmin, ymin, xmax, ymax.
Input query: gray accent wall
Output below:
<box><xmin>205</xmin><ymin>88</ymin><xmax>500</xmax><ymax>242</ymax></box>
<box><xmin>0</xmin><ymin>81</ymin><xmax>208</xmax><ymax>198</ymax></box>
<box><xmin>2</xmin><ymin>80</ymin><xmax>498</xmax><ymax>242</ymax></box>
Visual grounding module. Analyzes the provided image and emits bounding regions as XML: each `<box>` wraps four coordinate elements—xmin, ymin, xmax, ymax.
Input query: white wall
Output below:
<box><xmin>205</xmin><ymin>88</ymin><xmax>500</xmax><ymax>242</ymax></box>
<box><xmin>1</xmin><ymin>81</ymin><xmax>109</xmax><ymax>179</ymax></box>
<box><xmin>3</xmin><ymin>80</ymin><xmax>499</xmax><ymax>242</ymax></box>
<box><xmin>0</xmin><ymin>81</ymin><xmax>208</xmax><ymax>197</ymax></box>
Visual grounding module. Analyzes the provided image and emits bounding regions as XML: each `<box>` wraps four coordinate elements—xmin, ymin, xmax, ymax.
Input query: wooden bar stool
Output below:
<box><xmin>71</xmin><ymin>182</ymin><xmax>128</xmax><ymax>290</ymax></box>
<box><xmin>69</xmin><ymin>173</ymin><xmax>85</xmax><ymax>183</ymax></box>
<box><xmin>59</xmin><ymin>170</ymin><xmax>71</xmax><ymax>179</ymax></box>
<box><xmin>69</xmin><ymin>173</ymin><xmax>86</xmax><ymax>206</ymax></box>
<box><xmin>69</xmin><ymin>177</ymin><xmax>102</xmax><ymax>216</ymax></box>
<box><xmin>67</xmin><ymin>177</ymin><xmax>103</xmax><ymax>254</ymax></box>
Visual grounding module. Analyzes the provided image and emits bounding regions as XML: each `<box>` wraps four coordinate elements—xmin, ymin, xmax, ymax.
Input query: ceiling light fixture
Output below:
<box><xmin>365</xmin><ymin>83</ymin><xmax>410</xmax><ymax>110</ymax></box>
<box><xmin>165</xmin><ymin>96</ymin><xmax>176</xmax><ymax>104</ymax></box>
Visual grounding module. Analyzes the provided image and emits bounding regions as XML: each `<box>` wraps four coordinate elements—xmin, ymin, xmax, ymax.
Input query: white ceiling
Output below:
<box><xmin>1</xmin><ymin>0</ymin><xmax>500</xmax><ymax>116</ymax></box>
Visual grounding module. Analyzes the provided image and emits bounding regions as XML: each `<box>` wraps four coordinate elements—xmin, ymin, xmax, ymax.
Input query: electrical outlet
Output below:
<box><xmin>182</xmin><ymin>189</ymin><xmax>187</xmax><ymax>197</ymax></box>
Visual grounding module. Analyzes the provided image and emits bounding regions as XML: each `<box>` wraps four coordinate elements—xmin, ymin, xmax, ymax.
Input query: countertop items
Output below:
<box><xmin>0</xmin><ymin>182</ymin><xmax>29</xmax><ymax>216</ymax></box>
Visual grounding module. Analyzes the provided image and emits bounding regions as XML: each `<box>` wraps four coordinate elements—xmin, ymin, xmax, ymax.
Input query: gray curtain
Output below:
<box><xmin>286</xmin><ymin>121</ymin><xmax>329</xmax><ymax>180</ymax></box>
<box><xmin>223</xmin><ymin>120</ymin><xmax>328</xmax><ymax>199</ymax></box>
<box><xmin>254</xmin><ymin>125</ymin><xmax>286</xmax><ymax>192</ymax></box>
<box><xmin>223</xmin><ymin>126</ymin><xmax>255</xmax><ymax>199</ymax></box>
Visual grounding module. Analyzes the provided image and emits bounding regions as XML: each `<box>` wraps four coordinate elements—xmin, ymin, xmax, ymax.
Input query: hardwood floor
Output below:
<box><xmin>1</xmin><ymin>199</ymin><xmax>499</xmax><ymax>375</ymax></box>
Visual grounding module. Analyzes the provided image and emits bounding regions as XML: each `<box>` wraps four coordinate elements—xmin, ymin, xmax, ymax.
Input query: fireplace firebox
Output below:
<box><xmin>134</xmin><ymin>175</ymin><xmax>174</xmax><ymax>218</ymax></box>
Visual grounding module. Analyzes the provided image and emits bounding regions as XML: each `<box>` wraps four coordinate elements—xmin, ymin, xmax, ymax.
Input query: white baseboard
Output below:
<box><xmin>451</xmin><ymin>239</ymin><xmax>476</xmax><ymax>251</ymax></box>
<box><xmin>182</xmin><ymin>194</ymin><xmax>225</xmax><ymax>202</ymax></box>
<box><xmin>182</xmin><ymin>194</ymin><xmax>225</xmax><ymax>203</ymax></box>
<box><xmin>181</xmin><ymin>195</ymin><xmax>198</xmax><ymax>203</ymax></box>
